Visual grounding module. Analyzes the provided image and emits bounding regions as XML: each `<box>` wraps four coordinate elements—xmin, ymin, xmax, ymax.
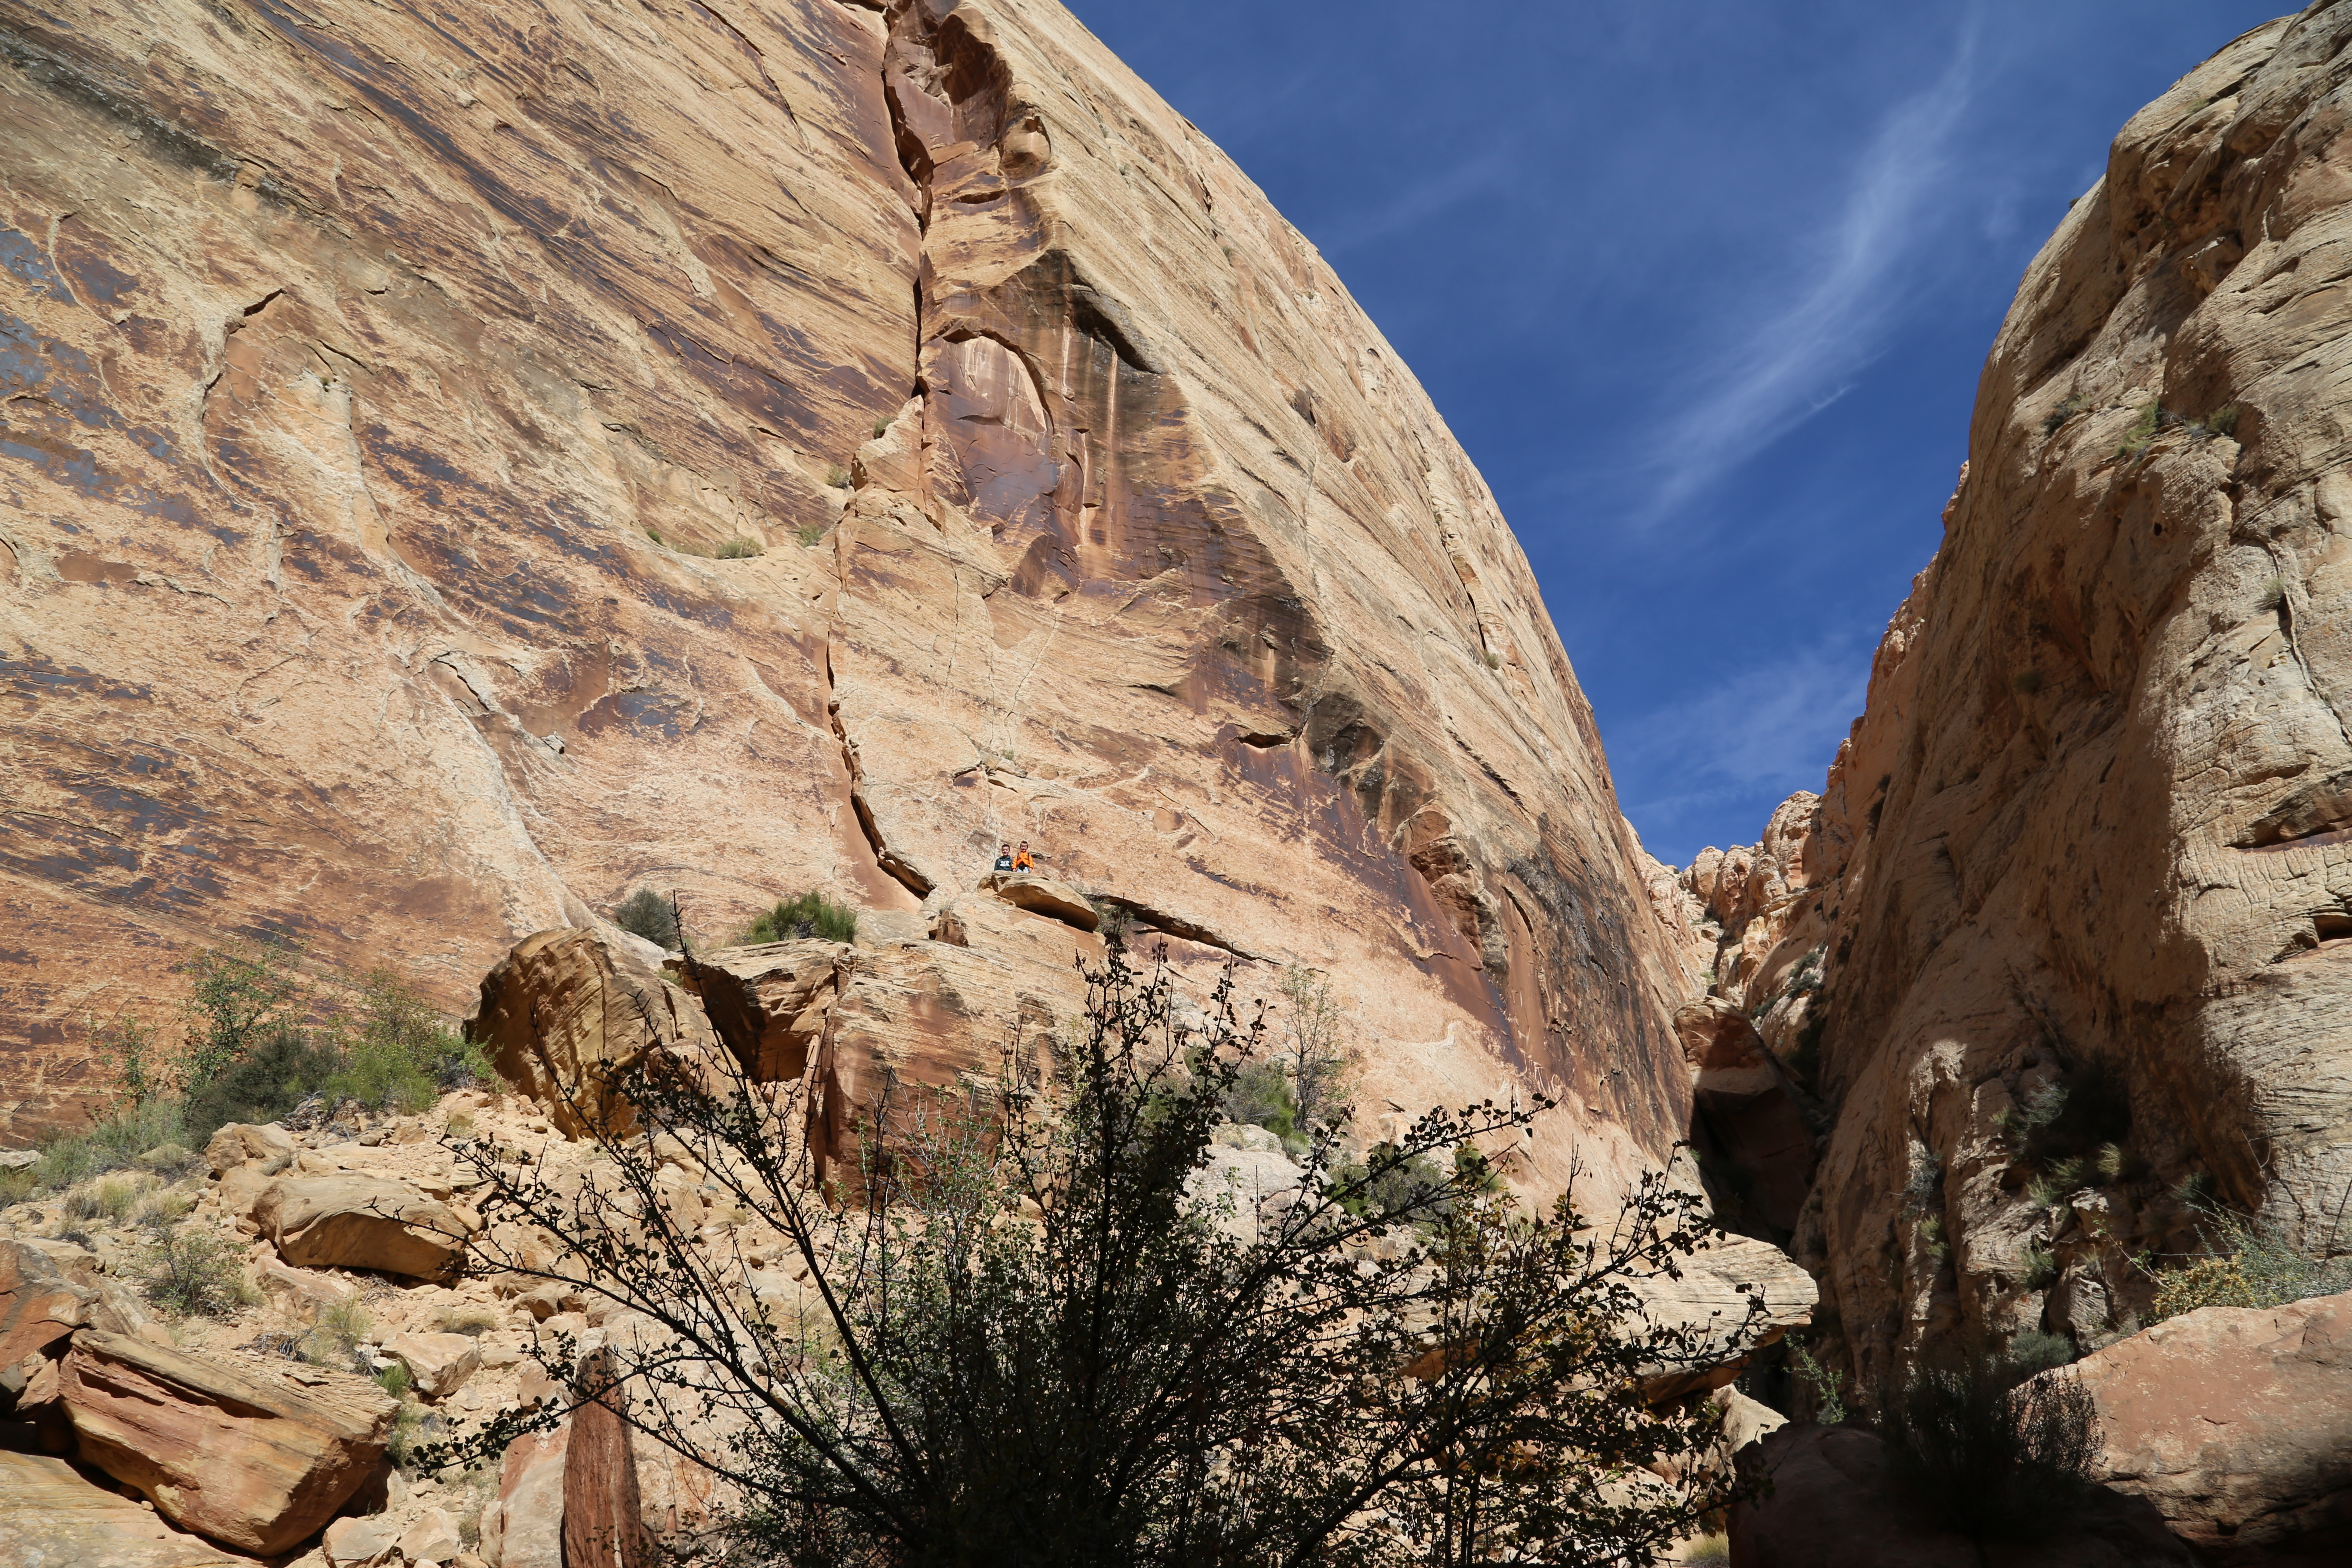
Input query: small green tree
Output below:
<box><xmin>612</xmin><ymin>888</ymin><xmax>682</xmax><ymax>950</ymax></box>
<box><xmin>1275</xmin><ymin>965</ymin><xmax>1358</xmax><ymax>1130</ymax></box>
<box><xmin>92</xmin><ymin>1009</ymin><xmax>163</xmax><ymax>1106</ymax></box>
<box><xmin>424</xmin><ymin>941</ymin><xmax>1769</xmax><ymax>1566</ymax></box>
<box><xmin>176</xmin><ymin>943</ymin><xmax>304</xmax><ymax>1089</ymax></box>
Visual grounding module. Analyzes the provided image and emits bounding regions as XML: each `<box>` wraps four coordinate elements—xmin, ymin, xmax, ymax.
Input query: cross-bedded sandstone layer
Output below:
<box><xmin>0</xmin><ymin>0</ymin><xmax>1698</xmax><ymax>1193</ymax></box>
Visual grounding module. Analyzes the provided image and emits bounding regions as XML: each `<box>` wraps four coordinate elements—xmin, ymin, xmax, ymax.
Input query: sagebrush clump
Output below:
<box><xmin>612</xmin><ymin>887</ymin><xmax>681</xmax><ymax>950</ymax></box>
<box><xmin>744</xmin><ymin>889</ymin><xmax>859</xmax><ymax>944</ymax></box>
<box><xmin>1880</xmin><ymin>1350</ymin><xmax>2101</xmax><ymax>1539</ymax></box>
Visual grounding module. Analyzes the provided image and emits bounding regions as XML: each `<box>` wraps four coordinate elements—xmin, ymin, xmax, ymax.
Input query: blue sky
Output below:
<box><xmin>1066</xmin><ymin>0</ymin><xmax>2286</xmax><ymax>865</ymax></box>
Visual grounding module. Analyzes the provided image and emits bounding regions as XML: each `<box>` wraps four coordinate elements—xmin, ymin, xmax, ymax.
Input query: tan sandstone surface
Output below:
<box><xmin>1674</xmin><ymin>6</ymin><xmax>2352</xmax><ymax>1405</ymax></box>
<box><xmin>0</xmin><ymin>0</ymin><xmax>1701</xmax><ymax>1194</ymax></box>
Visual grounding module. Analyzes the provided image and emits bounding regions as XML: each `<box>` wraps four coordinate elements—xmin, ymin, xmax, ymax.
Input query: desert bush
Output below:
<box><xmin>1880</xmin><ymin>1351</ymin><xmax>2101</xmax><ymax>1539</ymax></box>
<box><xmin>612</xmin><ymin>887</ymin><xmax>681</xmax><ymax>950</ymax></box>
<box><xmin>130</xmin><ymin>1188</ymin><xmax>194</xmax><ymax>1230</ymax></box>
<box><xmin>64</xmin><ymin>1174</ymin><xmax>143</xmax><ymax>1225</ymax></box>
<box><xmin>421</xmin><ymin>940</ymin><xmax>1772</xmax><ymax>1566</ymax></box>
<box><xmin>180</xmin><ymin>1026</ymin><xmax>343</xmax><ymax>1145</ymax></box>
<box><xmin>1999</xmin><ymin>1058</ymin><xmax>2130</xmax><ymax>1173</ymax></box>
<box><xmin>824</xmin><ymin>464</ymin><xmax>851</xmax><ymax>488</ymax></box>
<box><xmin>30</xmin><ymin>1097</ymin><xmax>187</xmax><ymax>1191</ymax></box>
<box><xmin>2022</xmin><ymin>1244</ymin><xmax>2059</xmax><ymax>1291</ymax></box>
<box><xmin>326</xmin><ymin>969</ymin><xmax>490</xmax><ymax>1114</ymax></box>
<box><xmin>2147</xmin><ymin>1194</ymin><xmax>2352</xmax><ymax>1321</ymax></box>
<box><xmin>302</xmin><ymin>1298</ymin><xmax>374</xmax><ymax>1371</ymax></box>
<box><xmin>1220</xmin><ymin>1056</ymin><xmax>1298</xmax><ymax>1141</ymax></box>
<box><xmin>143</xmin><ymin>1225</ymin><xmax>252</xmax><ymax>1318</ymax></box>
<box><xmin>2040</xmin><ymin>392</ymin><xmax>2086</xmax><ymax>437</ymax></box>
<box><xmin>1788</xmin><ymin>1337</ymin><xmax>1847</xmax><ymax>1424</ymax></box>
<box><xmin>2005</xmin><ymin>1329</ymin><xmax>2076</xmax><ymax>1376</ymax></box>
<box><xmin>178</xmin><ymin>943</ymin><xmax>306</xmax><ymax>1090</ymax></box>
<box><xmin>744</xmin><ymin>889</ymin><xmax>858</xmax><ymax>945</ymax></box>
<box><xmin>796</xmin><ymin>522</ymin><xmax>829</xmax><ymax>547</ymax></box>
<box><xmin>714</xmin><ymin>536</ymin><xmax>762</xmax><ymax>559</ymax></box>
<box><xmin>2205</xmin><ymin>402</ymin><xmax>2242</xmax><ymax>438</ymax></box>
<box><xmin>1902</xmin><ymin>1149</ymin><xmax>1944</xmax><ymax>1215</ymax></box>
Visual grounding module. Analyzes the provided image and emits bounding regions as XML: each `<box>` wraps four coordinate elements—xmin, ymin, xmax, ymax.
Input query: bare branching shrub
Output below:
<box><xmin>2147</xmin><ymin>1191</ymin><xmax>2352</xmax><ymax>1321</ymax></box>
<box><xmin>1881</xmin><ymin>1352</ymin><xmax>2101</xmax><ymax>1539</ymax></box>
<box><xmin>420</xmin><ymin>942</ymin><xmax>1771</xmax><ymax>1566</ymax></box>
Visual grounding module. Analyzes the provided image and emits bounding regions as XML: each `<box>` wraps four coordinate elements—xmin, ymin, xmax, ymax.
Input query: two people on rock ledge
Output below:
<box><xmin>992</xmin><ymin>841</ymin><xmax>1036</xmax><ymax>873</ymax></box>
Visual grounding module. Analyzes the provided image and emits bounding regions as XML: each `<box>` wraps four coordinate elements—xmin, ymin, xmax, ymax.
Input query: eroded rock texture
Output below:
<box><xmin>0</xmin><ymin>0</ymin><xmax>1697</xmax><ymax>1189</ymax></box>
<box><xmin>1684</xmin><ymin>9</ymin><xmax>2352</xmax><ymax>1402</ymax></box>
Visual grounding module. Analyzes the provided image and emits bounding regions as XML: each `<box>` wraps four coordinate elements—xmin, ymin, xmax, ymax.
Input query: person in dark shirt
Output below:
<box><xmin>993</xmin><ymin>843</ymin><xmax>1015</xmax><ymax>873</ymax></box>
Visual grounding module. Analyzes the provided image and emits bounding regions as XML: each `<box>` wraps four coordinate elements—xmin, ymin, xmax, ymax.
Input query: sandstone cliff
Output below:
<box><xmin>0</xmin><ymin>0</ymin><xmax>1700</xmax><ymax>1188</ymax></box>
<box><xmin>1681</xmin><ymin>8</ymin><xmax>2352</xmax><ymax>1403</ymax></box>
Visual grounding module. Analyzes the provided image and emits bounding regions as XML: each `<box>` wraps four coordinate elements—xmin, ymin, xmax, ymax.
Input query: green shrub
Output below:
<box><xmin>180</xmin><ymin>1027</ymin><xmax>341</xmax><ymax>1145</ymax></box>
<box><xmin>2040</xmin><ymin>393</ymin><xmax>2086</xmax><ymax>438</ymax></box>
<box><xmin>2257</xmin><ymin>575</ymin><xmax>2286</xmax><ymax>612</ymax></box>
<box><xmin>130</xmin><ymin>1188</ymin><xmax>194</xmax><ymax>1230</ymax></box>
<box><xmin>825</xmin><ymin>464</ymin><xmax>851</xmax><ymax>488</ymax></box>
<box><xmin>1788</xmin><ymin>1338</ymin><xmax>1847</xmax><ymax>1424</ymax></box>
<box><xmin>714</xmin><ymin>536</ymin><xmax>762</xmax><ymax>560</ymax></box>
<box><xmin>2000</xmin><ymin>1058</ymin><xmax>2131</xmax><ymax>1171</ymax></box>
<box><xmin>303</xmin><ymin>1298</ymin><xmax>373</xmax><ymax>1371</ymax></box>
<box><xmin>1220</xmin><ymin>1058</ymin><xmax>1297</xmax><ymax>1140</ymax></box>
<box><xmin>797</xmin><ymin>522</ymin><xmax>830</xmax><ymax>547</ymax></box>
<box><xmin>1881</xmin><ymin>1353</ymin><xmax>2101</xmax><ymax>1538</ymax></box>
<box><xmin>2096</xmin><ymin>1142</ymin><xmax>2148</xmax><ymax>1183</ymax></box>
<box><xmin>178</xmin><ymin>944</ymin><xmax>305</xmax><ymax>1090</ymax></box>
<box><xmin>745</xmin><ymin>890</ymin><xmax>859</xmax><ymax>945</ymax></box>
<box><xmin>64</xmin><ymin>1174</ymin><xmax>143</xmax><ymax>1224</ymax></box>
<box><xmin>2022</xmin><ymin>1244</ymin><xmax>2059</xmax><ymax>1291</ymax></box>
<box><xmin>873</xmin><ymin>417</ymin><xmax>894</xmax><ymax>439</ymax></box>
<box><xmin>30</xmin><ymin>1098</ymin><xmax>187</xmax><ymax>1191</ymax></box>
<box><xmin>2148</xmin><ymin>1195</ymin><xmax>2352</xmax><ymax>1321</ymax></box>
<box><xmin>142</xmin><ymin>1225</ymin><xmax>252</xmax><ymax>1318</ymax></box>
<box><xmin>1902</xmin><ymin>1150</ymin><xmax>1944</xmax><ymax>1215</ymax></box>
<box><xmin>2205</xmin><ymin>402</ymin><xmax>2241</xmax><ymax>438</ymax></box>
<box><xmin>612</xmin><ymin>888</ymin><xmax>681</xmax><ymax>950</ymax></box>
<box><xmin>2113</xmin><ymin>401</ymin><xmax>2163</xmax><ymax>459</ymax></box>
<box><xmin>376</xmin><ymin>1360</ymin><xmax>413</xmax><ymax>1399</ymax></box>
<box><xmin>324</xmin><ymin>969</ymin><xmax>494</xmax><ymax>1115</ymax></box>
<box><xmin>2006</xmin><ymin>1330</ymin><xmax>2076</xmax><ymax>1376</ymax></box>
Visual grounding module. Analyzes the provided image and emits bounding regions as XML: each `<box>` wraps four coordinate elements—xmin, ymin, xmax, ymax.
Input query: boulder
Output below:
<box><xmin>322</xmin><ymin>1513</ymin><xmax>402</xmax><ymax>1567</ymax></box>
<box><xmin>979</xmin><ymin>872</ymin><xmax>1100</xmax><ymax>932</ymax></box>
<box><xmin>1728</xmin><ymin>1422</ymin><xmax>2196</xmax><ymax>1567</ymax></box>
<box><xmin>2067</xmin><ymin>1289</ymin><xmax>2352</xmax><ymax>1564</ymax></box>
<box><xmin>933</xmin><ymin>888</ymin><xmax>1105</xmax><ymax>972</ymax></box>
<box><xmin>479</xmin><ymin>1424</ymin><xmax>569</xmax><ymax>1568</ymax></box>
<box><xmin>1632</xmin><ymin>1232</ymin><xmax>1817</xmax><ymax>1400</ymax></box>
<box><xmin>401</xmin><ymin>1508</ymin><xmax>465</xmax><ymax>1565</ymax></box>
<box><xmin>0</xmin><ymin>1448</ymin><xmax>245</xmax><ymax>1566</ymax></box>
<box><xmin>0</xmin><ymin>1238</ymin><xmax>87</xmax><ymax>1368</ymax></box>
<box><xmin>384</xmin><ymin>1329</ymin><xmax>484</xmax><ymax>1401</ymax></box>
<box><xmin>467</xmin><ymin>929</ymin><xmax>728</xmax><ymax>1139</ymax></box>
<box><xmin>670</xmin><ymin>940</ymin><xmax>850</xmax><ymax>1081</ymax></box>
<box><xmin>253</xmin><ymin>1174</ymin><xmax>477</xmax><ymax>1281</ymax></box>
<box><xmin>61</xmin><ymin>1329</ymin><xmax>398</xmax><ymax>1554</ymax></box>
<box><xmin>204</xmin><ymin>1122</ymin><xmax>297</xmax><ymax>1178</ymax></box>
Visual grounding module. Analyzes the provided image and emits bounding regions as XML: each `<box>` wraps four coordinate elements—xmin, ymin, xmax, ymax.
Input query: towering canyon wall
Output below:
<box><xmin>1681</xmin><ymin>7</ymin><xmax>2352</xmax><ymax>1403</ymax></box>
<box><xmin>0</xmin><ymin>0</ymin><xmax>1700</xmax><ymax>1188</ymax></box>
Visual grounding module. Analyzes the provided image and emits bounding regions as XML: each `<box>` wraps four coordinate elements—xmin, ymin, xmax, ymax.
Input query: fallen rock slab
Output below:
<box><xmin>1633</xmin><ymin>1231</ymin><xmax>1817</xmax><ymax>1400</ymax></box>
<box><xmin>0</xmin><ymin>1449</ymin><xmax>245</xmax><ymax>1567</ymax></box>
<box><xmin>61</xmin><ymin>1329</ymin><xmax>398</xmax><ymax>1555</ymax></box>
<box><xmin>0</xmin><ymin>1239</ymin><xmax>87</xmax><ymax>1367</ymax></box>
<box><xmin>322</xmin><ymin>1513</ymin><xmax>400</xmax><ymax>1567</ymax></box>
<box><xmin>2067</xmin><ymin>1288</ymin><xmax>2352</xmax><ymax>1564</ymax></box>
<box><xmin>479</xmin><ymin>1424</ymin><xmax>569</xmax><ymax>1568</ymax></box>
<box><xmin>979</xmin><ymin>872</ymin><xmax>1100</xmax><ymax>932</ymax></box>
<box><xmin>253</xmin><ymin>1175</ymin><xmax>476</xmax><ymax>1281</ymax></box>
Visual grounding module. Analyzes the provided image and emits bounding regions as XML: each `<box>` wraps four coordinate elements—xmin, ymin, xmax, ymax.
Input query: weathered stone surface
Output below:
<box><xmin>1632</xmin><ymin>1232</ymin><xmax>1817</xmax><ymax>1401</ymax></box>
<box><xmin>1675</xmin><ymin>1001</ymin><xmax>1815</xmax><ymax>1237</ymax></box>
<box><xmin>469</xmin><ymin>930</ymin><xmax>729</xmax><ymax>1140</ymax></box>
<box><xmin>322</xmin><ymin>1513</ymin><xmax>401</xmax><ymax>1568</ymax></box>
<box><xmin>980</xmin><ymin>873</ymin><xmax>1099</xmax><ymax>933</ymax></box>
<box><xmin>383</xmin><ymin>1330</ymin><xmax>482</xmax><ymax>1402</ymax></box>
<box><xmin>0</xmin><ymin>1449</ymin><xmax>244</xmax><ymax>1567</ymax></box>
<box><xmin>400</xmin><ymin>1509</ymin><xmax>465</xmax><ymax>1567</ymax></box>
<box><xmin>61</xmin><ymin>1329</ymin><xmax>397</xmax><ymax>1554</ymax></box>
<box><xmin>2067</xmin><ymin>1289</ymin><xmax>2352</xmax><ymax>1564</ymax></box>
<box><xmin>1727</xmin><ymin>1423</ymin><xmax>2197</xmax><ymax>1568</ymax></box>
<box><xmin>0</xmin><ymin>1238</ymin><xmax>86</xmax><ymax>1368</ymax></box>
<box><xmin>670</xmin><ymin>940</ymin><xmax>851</xmax><ymax>1082</ymax></box>
<box><xmin>0</xmin><ymin>0</ymin><xmax>1699</xmax><ymax>1204</ymax></box>
<box><xmin>203</xmin><ymin>1123</ymin><xmax>297</xmax><ymax>1179</ymax></box>
<box><xmin>563</xmin><ymin>1349</ymin><xmax>649</xmax><ymax>1568</ymax></box>
<box><xmin>253</xmin><ymin>1174</ymin><xmax>475</xmax><ymax>1282</ymax></box>
<box><xmin>1673</xmin><ymin>11</ymin><xmax>2352</xmax><ymax>1403</ymax></box>
<box><xmin>479</xmin><ymin>1424</ymin><xmax>569</xmax><ymax>1568</ymax></box>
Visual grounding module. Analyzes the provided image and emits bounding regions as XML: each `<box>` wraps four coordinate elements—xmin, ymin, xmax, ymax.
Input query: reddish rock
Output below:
<box><xmin>61</xmin><ymin>1329</ymin><xmax>397</xmax><ymax>1554</ymax></box>
<box><xmin>480</xmin><ymin>1425</ymin><xmax>570</xmax><ymax>1568</ymax></box>
<box><xmin>564</xmin><ymin>1349</ymin><xmax>650</xmax><ymax>1568</ymax></box>
<box><xmin>0</xmin><ymin>1238</ymin><xmax>86</xmax><ymax>1369</ymax></box>
<box><xmin>2068</xmin><ymin>1289</ymin><xmax>2352</xmax><ymax>1564</ymax></box>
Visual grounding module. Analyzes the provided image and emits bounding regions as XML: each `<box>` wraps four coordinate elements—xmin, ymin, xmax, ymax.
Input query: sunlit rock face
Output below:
<box><xmin>0</xmin><ymin>0</ymin><xmax>1700</xmax><ymax>1192</ymax></box>
<box><xmin>1679</xmin><ymin>11</ymin><xmax>2352</xmax><ymax>1401</ymax></box>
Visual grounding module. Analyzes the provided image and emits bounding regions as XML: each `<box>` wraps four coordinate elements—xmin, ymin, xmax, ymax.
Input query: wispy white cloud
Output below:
<box><xmin>1614</xmin><ymin>637</ymin><xmax>1870</xmax><ymax>856</ymax></box>
<box><xmin>1316</xmin><ymin>141</ymin><xmax>1516</xmax><ymax>254</ymax></box>
<box><xmin>1628</xmin><ymin>24</ymin><xmax>1981</xmax><ymax>521</ymax></box>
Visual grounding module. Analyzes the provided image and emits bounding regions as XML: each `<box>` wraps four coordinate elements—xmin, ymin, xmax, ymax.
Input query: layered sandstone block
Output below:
<box><xmin>61</xmin><ymin>1329</ymin><xmax>397</xmax><ymax>1554</ymax></box>
<box><xmin>253</xmin><ymin>1173</ymin><xmax>476</xmax><ymax>1281</ymax></box>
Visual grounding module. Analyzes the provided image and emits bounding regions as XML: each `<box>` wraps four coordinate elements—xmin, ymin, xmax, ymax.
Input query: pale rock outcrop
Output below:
<box><xmin>322</xmin><ymin>1514</ymin><xmax>402</xmax><ymax>1568</ymax></box>
<box><xmin>1678</xmin><ymin>8</ymin><xmax>2352</xmax><ymax>1401</ymax></box>
<box><xmin>0</xmin><ymin>0</ymin><xmax>1697</xmax><ymax>1206</ymax></box>
<box><xmin>480</xmin><ymin>1425</ymin><xmax>569</xmax><ymax>1568</ymax></box>
<box><xmin>1633</xmin><ymin>1234</ymin><xmax>1818</xmax><ymax>1401</ymax></box>
<box><xmin>400</xmin><ymin>1510</ymin><xmax>466</xmax><ymax>1567</ymax></box>
<box><xmin>253</xmin><ymin>1173</ymin><xmax>477</xmax><ymax>1282</ymax></box>
<box><xmin>0</xmin><ymin>1449</ymin><xmax>244</xmax><ymax>1567</ymax></box>
<box><xmin>61</xmin><ymin>1329</ymin><xmax>398</xmax><ymax>1554</ymax></box>
<box><xmin>2066</xmin><ymin>1289</ymin><xmax>2352</xmax><ymax>1563</ymax></box>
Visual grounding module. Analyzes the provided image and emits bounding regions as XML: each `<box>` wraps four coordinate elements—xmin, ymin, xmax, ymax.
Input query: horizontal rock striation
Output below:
<box><xmin>0</xmin><ymin>0</ymin><xmax>1697</xmax><ymax>1191</ymax></box>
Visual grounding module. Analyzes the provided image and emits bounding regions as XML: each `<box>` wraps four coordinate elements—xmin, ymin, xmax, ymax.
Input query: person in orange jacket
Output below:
<box><xmin>1012</xmin><ymin>841</ymin><xmax>1035</xmax><ymax>872</ymax></box>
